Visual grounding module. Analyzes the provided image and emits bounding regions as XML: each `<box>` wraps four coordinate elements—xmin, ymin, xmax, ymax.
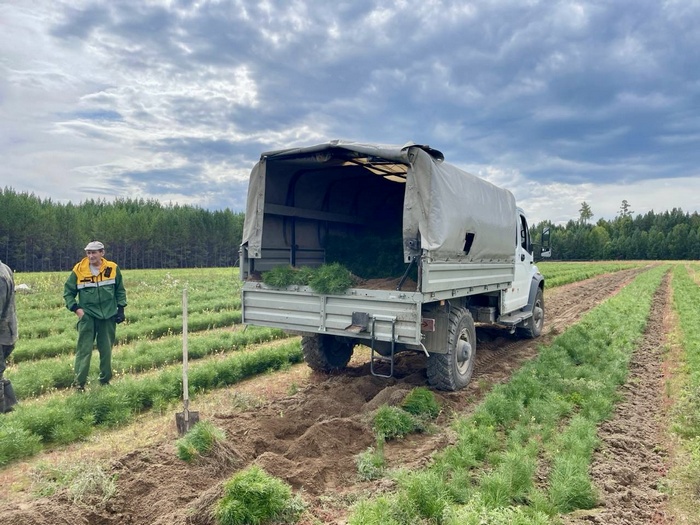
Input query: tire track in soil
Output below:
<box><xmin>0</xmin><ymin>266</ymin><xmax>657</xmax><ymax>525</ymax></box>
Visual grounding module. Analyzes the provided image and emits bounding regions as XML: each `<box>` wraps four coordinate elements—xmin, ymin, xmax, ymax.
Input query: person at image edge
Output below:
<box><xmin>0</xmin><ymin>258</ymin><xmax>18</xmax><ymax>412</ymax></box>
<box><xmin>64</xmin><ymin>241</ymin><xmax>127</xmax><ymax>391</ymax></box>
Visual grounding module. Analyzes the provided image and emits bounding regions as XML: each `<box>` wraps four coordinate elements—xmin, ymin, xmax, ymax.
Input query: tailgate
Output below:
<box><xmin>242</xmin><ymin>283</ymin><xmax>423</xmax><ymax>344</ymax></box>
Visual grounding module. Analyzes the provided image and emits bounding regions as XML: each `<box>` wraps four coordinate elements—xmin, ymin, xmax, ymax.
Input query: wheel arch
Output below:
<box><xmin>525</xmin><ymin>274</ymin><xmax>544</xmax><ymax>312</ymax></box>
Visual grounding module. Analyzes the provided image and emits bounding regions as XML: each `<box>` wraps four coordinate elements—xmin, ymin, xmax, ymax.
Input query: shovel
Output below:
<box><xmin>176</xmin><ymin>287</ymin><xmax>199</xmax><ymax>435</ymax></box>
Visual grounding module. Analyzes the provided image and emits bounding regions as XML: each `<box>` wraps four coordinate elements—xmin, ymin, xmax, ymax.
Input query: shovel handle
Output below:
<box><xmin>182</xmin><ymin>288</ymin><xmax>189</xmax><ymax>403</ymax></box>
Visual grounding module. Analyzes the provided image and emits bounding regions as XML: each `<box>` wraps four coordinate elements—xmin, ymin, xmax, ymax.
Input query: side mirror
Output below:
<box><xmin>540</xmin><ymin>227</ymin><xmax>552</xmax><ymax>258</ymax></box>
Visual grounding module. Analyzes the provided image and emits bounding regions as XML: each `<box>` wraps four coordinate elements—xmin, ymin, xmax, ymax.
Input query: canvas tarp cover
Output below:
<box><xmin>241</xmin><ymin>141</ymin><xmax>518</xmax><ymax>263</ymax></box>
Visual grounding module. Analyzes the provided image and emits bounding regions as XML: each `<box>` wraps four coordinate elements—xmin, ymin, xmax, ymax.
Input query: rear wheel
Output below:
<box><xmin>301</xmin><ymin>334</ymin><xmax>354</xmax><ymax>372</ymax></box>
<box><xmin>517</xmin><ymin>287</ymin><xmax>544</xmax><ymax>338</ymax></box>
<box><xmin>427</xmin><ymin>307</ymin><xmax>476</xmax><ymax>391</ymax></box>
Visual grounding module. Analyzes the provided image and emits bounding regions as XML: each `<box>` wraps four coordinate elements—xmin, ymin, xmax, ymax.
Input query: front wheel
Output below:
<box><xmin>517</xmin><ymin>287</ymin><xmax>544</xmax><ymax>338</ymax></box>
<box><xmin>301</xmin><ymin>334</ymin><xmax>354</xmax><ymax>372</ymax></box>
<box><xmin>427</xmin><ymin>307</ymin><xmax>476</xmax><ymax>391</ymax></box>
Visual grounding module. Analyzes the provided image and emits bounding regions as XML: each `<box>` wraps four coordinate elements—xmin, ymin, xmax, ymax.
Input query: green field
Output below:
<box><xmin>2</xmin><ymin>268</ymin><xmax>300</xmax><ymax>465</ymax></box>
<box><xmin>0</xmin><ymin>262</ymin><xmax>655</xmax><ymax>467</ymax></box>
<box><xmin>2</xmin><ymin>262</ymin><xmax>698</xmax><ymax>525</ymax></box>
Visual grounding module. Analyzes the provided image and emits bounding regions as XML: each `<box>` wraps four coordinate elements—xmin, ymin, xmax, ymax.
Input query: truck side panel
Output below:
<box><xmin>420</xmin><ymin>261</ymin><xmax>514</xmax><ymax>294</ymax></box>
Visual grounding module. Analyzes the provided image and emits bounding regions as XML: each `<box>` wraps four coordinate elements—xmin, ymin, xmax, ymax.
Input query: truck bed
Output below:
<box><xmin>241</xmin><ymin>258</ymin><xmax>515</xmax><ymax>345</ymax></box>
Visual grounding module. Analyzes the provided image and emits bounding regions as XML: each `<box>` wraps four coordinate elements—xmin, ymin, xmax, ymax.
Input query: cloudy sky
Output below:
<box><xmin>1</xmin><ymin>0</ymin><xmax>699</xmax><ymax>225</ymax></box>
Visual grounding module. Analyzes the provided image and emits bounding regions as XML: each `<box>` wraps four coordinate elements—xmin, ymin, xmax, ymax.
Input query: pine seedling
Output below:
<box><xmin>215</xmin><ymin>465</ymin><xmax>301</xmax><ymax>525</ymax></box>
<box><xmin>308</xmin><ymin>263</ymin><xmax>354</xmax><ymax>295</ymax></box>
<box><xmin>176</xmin><ymin>421</ymin><xmax>226</xmax><ymax>462</ymax></box>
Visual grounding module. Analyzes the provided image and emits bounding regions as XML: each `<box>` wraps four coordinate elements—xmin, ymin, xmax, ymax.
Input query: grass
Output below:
<box><xmin>11</xmin><ymin>309</ymin><xmax>244</xmax><ymax>362</ymax></box>
<box><xmin>371</xmin><ymin>405</ymin><xmax>424</xmax><ymax>440</ymax></box>
<box><xmin>670</xmin><ymin>266</ymin><xmax>700</xmax><ymax>439</ymax></box>
<box><xmin>11</xmin><ymin>268</ymin><xmax>243</xmax><ymax>362</ymax></box>
<box><xmin>0</xmin><ymin>426</ymin><xmax>43</xmax><ymax>467</ymax></box>
<box><xmin>261</xmin><ymin>265</ymin><xmax>315</xmax><ymax>288</ymax></box>
<box><xmin>666</xmin><ymin>264</ymin><xmax>700</xmax><ymax>522</ymax></box>
<box><xmin>308</xmin><ymin>262</ymin><xmax>355</xmax><ymax>295</ymax></box>
<box><xmin>371</xmin><ymin>387</ymin><xmax>441</xmax><ymax>441</ymax></box>
<box><xmin>3</xmin><ymin>363</ymin><xmax>312</xmax><ymax>506</ymax></box>
<box><xmin>401</xmin><ymin>386</ymin><xmax>441</xmax><ymax>419</ymax></box>
<box><xmin>31</xmin><ymin>461</ymin><xmax>116</xmax><ymax>506</ymax></box>
<box><xmin>355</xmin><ymin>436</ymin><xmax>387</xmax><ymax>482</ymax></box>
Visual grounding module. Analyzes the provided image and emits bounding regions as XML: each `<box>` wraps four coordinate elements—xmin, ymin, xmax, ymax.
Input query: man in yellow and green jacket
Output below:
<box><xmin>64</xmin><ymin>241</ymin><xmax>127</xmax><ymax>390</ymax></box>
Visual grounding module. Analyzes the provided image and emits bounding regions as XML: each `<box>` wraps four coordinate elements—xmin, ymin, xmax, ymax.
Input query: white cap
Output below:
<box><xmin>84</xmin><ymin>241</ymin><xmax>105</xmax><ymax>251</ymax></box>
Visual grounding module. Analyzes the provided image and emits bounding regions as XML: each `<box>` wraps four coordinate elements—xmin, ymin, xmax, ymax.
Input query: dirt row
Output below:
<box><xmin>0</xmin><ymin>265</ymin><xmax>673</xmax><ymax>524</ymax></box>
<box><xmin>564</xmin><ymin>271</ymin><xmax>671</xmax><ymax>524</ymax></box>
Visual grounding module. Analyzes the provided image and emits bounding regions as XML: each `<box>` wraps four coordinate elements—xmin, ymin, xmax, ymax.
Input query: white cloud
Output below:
<box><xmin>474</xmin><ymin>166</ymin><xmax>700</xmax><ymax>225</ymax></box>
<box><xmin>0</xmin><ymin>0</ymin><xmax>699</xmax><ymax>223</ymax></box>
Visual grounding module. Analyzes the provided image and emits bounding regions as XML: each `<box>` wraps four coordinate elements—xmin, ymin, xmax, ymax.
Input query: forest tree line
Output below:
<box><xmin>533</xmin><ymin>201</ymin><xmax>700</xmax><ymax>261</ymax></box>
<box><xmin>1</xmin><ymin>189</ymin><xmax>699</xmax><ymax>273</ymax></box>
<box><xmin>1</xmin><ymin>188</ymin><xmax>244</xmax><ymax>272</ymax></box>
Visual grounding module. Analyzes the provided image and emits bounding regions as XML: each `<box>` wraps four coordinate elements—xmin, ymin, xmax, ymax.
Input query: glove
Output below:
<box><xmin>115</xmin><ymin>306</ymin><xmax>125</xmax><ymax>324</ymax></box>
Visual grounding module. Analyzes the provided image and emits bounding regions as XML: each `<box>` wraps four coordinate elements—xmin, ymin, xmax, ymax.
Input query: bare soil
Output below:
<box><xmin>0</xmin><ymin>265</ymin><xmax>673</xmax><ymax>524</ymax></box>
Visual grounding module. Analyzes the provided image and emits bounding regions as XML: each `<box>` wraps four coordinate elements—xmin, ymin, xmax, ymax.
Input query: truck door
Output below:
<box><xmin>501</xmin><ymin>213</ymin><xmax>533</xmax><ymax>314</ymax></box>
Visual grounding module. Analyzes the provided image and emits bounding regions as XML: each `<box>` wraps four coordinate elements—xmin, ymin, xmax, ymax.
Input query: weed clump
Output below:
<box><xmin>31</xmin><ymin>462</ymin><xmax>116</xmax><ymax>508</ymax></box>
<box><xmin>355</xmin><ymin>435</ymin><xmax>386</xmax><ymax>481</ymax></box>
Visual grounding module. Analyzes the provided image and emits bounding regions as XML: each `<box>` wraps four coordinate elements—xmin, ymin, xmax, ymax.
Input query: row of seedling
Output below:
<box><xmin>538</xmin><ymin>260</ymin><xmax>646</xmax><ymax>288</ymax></box>
<box><xmin>0</xmin><ymin>340</ymin><xmax>303</xmax><ymax>466</ymax></box>
<box><xmin>347</xmin><ymin>265</ymin><xmax>666</xmax><ymax>524</ymax></box>
<box><xmin>668</xmin><ymin>264</ymin><xmax>700</xmax><ymax>514</ymax></box>
<box><xmin>8</xmin><ymin>326</ymin><xmax>288</xmax><ymax>398</ymax></box>
<box><xmin>12</xmin><ymin>309</ymin><xmax>244</xmax><ymax>363</ymax></box>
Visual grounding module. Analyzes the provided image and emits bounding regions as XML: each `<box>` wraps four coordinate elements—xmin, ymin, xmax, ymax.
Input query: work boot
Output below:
<box><xmin>1</xmin><ymin>379</ymin><xmax>17</xmax><ymax>413</ymax></box>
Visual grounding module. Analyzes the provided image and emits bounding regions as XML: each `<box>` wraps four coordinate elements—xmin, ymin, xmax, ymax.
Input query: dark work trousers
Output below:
<box><xmin>75</xmin><ymin>314</ymin><xmax>116</xmax><ymax>387</ymax></box>
<box><xmin>0</xmin><ymin>344</ymin><xmax>12</xmax><ymax>378</ymax></box>
<box><xmin>1</xmin><ymin>344</ymin><xmax>17</xmax><ymax>412</ymax></box>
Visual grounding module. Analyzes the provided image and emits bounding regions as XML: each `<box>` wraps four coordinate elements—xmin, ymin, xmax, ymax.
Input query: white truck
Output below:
<box><xmin>240</xmin><ymin>141</ymin><xmax>551</xmax><ymax>391</ymax></box>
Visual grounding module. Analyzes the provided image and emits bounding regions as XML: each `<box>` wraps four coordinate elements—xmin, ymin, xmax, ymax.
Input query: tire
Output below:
<box><xmin>517</xmin><ymin>287</ymin><xmax>544</xmax><ymax>338</ymax></box>
<box><xmin>427</xmin><ymin>307</ymin><xmax>476</xmax><ymax>391</ymax></box>
<box><xmin>301</xmin><ymin>334</ymin><xmax>354</xmax><ymax>372</ymax></box>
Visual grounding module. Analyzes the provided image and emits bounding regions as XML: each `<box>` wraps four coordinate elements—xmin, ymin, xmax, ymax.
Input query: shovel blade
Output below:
<box><xmin>176</xmin><ymin>411</ymin><xmax>200</xmax><ymax>436</ymax></box>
